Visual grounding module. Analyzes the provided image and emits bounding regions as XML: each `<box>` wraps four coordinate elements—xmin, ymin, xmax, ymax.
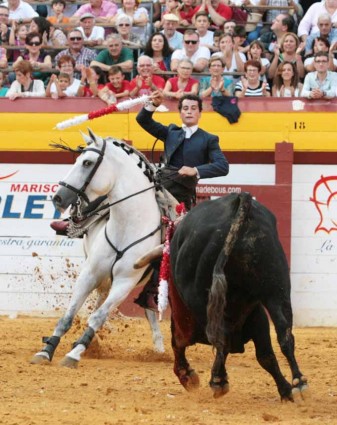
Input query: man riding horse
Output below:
<box><xmin>51</xmin><ymin>92</ymin><xmax>229</xmax><ymax>310</ymax></box>
<box><xmin>134</xmin><ymin>92</ymin><xmax>229</xmax><ymax>309</ymax></box>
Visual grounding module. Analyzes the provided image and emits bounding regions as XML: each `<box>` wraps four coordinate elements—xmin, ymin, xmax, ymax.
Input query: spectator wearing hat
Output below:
<box><xmin>54</xmin><ymin>29</ymin><xmax>98</xmax><ymax>79</ymax></box>
<box><xmin>71</xmin><ymin>0</ymin><xmax>118</xmax><ymax>25</ymax></box>
<box><xmin>161</xmin><ymin>13</ymin><xmax>183</xmax><ymax>50</ymax></box>
<box><xmin>77</xmin><ymin>13</ymin><xmax>105</xmax><ymax>46</ymax></box>
<box><xmin>90</xmin><ymin>34</ymin><xmax>133</xmax><ymax>73</ymax></box>
<box><xmin>170</xmin><ymin>30</ymin><xmax>211</xmax><ymax>73</ymax></box>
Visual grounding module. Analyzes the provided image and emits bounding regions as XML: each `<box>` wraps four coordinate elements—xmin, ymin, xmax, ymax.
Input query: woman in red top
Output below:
<box><xmin>163</xmin><ymin>58</ymin><xmax>199</xmax><ymax>99</ymax></box>
<box><xmin>143</xmin><ymin>32</ymin><xmax>172</xmax><ymax>72</ymax></box>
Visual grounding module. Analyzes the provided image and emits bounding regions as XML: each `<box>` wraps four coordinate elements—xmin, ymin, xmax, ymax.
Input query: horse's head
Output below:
<box><xmin>53</xmin><ymin>129</ymin><xmax>112</xmax><ymax>213</ymax></box>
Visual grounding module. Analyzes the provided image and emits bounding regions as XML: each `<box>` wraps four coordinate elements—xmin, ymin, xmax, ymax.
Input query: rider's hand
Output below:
<box><xmin>150</xmin><ymin>90</ymin><xmax>163</xmax><ymax>107</ymax></box>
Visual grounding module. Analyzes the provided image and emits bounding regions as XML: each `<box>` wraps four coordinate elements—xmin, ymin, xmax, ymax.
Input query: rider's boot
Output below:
<box><xmin>50</xmin><ymin>220</ymin><xmax>69</xmax><ymax>236</ymax></box>
<box><xmin>134</xmin><ymin>261</ymin><xmax>160</xmax><ymax>312</ymax></box>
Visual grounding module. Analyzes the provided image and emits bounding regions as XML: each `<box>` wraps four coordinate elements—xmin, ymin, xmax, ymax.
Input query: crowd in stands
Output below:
<box><xmin>0</xmin><ymin>0</ymin><xmax>337</xmax><ymax>101</ymax></box>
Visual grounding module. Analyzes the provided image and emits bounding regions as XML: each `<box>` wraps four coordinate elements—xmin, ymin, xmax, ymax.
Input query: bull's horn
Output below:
<box><xmin>133</xmin><ymin>244</ymin><xmax>164</xmax><ymax>269</ymax></box>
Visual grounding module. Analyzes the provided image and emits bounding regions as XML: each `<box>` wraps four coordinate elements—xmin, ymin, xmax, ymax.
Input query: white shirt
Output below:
<box><xmin>182</xmin><ymin>124</ymin><xmax>198</xmax><ymax>139</ymax></box>
<box><xmin>171</xmin><ymin>46</ymin><xmax>211</xmax><ymax>65</ymax></box>
<box><xmin>6</xmin><ymin>79</ymin><xmax>45</xmax><ymax>97</ymax></box>
<box><xmin>50</xmin><ymin>78</ymin><xmax>81</xmax><ymax>96</ymax></box>
<box><xmin>77</xmin><ymin>26</ymin><xmax>105</xmax><ymax>41</ymax></box>
<box><xmin>4</xmin><ymin>0</ymin><xmax>38</xmax><ymax>20</ymax></box>
<box><xmin>198</xmin><ymin>31</ymin><xmax>214</xmax><ymax>47</ymax></box>
<box><xmin>298</xmin><ymin>1</ymin><xmax>337</xmax><ymax>38</ymax></box>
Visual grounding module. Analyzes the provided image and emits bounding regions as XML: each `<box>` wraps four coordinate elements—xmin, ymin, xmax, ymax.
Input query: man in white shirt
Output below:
<box><xmin>77</xmin><ymin>12</ymin><xmax>105</xmax><ymax>46</ymax></box>
<box><xmin>160</xmin><ymin>13</ymin><xmax>183</xmax><ymax>50</ymax></box>
<box><xmin>4</xmin><ymin>0</ymin><xmax>38</xmax><ymax>24</ymax></box>
<box><xmin>170</xmin><ymin>30</ymin><xmax>211</xmax><ymax>72</ymax></box>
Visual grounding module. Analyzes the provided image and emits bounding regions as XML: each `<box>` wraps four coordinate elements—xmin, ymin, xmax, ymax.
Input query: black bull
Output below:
<box><xmin>169</xmin><ymin>192</ymin><xmax>308</xmax><ymax>400</ymax></box>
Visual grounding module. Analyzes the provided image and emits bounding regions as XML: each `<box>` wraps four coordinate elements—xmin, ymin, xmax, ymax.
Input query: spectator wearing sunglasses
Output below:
<box><xmin>116</xmin><ymin>14</ymin><xmax>143</xmax><ymax>49</ymax></box>
<box><xmin>54</xmin><ymin>29</ymin><xmax>97</xmax><ymax>79</ymax></box>
<box><xmin>170</xmin><ymin>30</ymin><xmax>210</xmax><ymax>73</ymax></box>
<box><xmin>13</xmin><ymin>32</ymin><xmax>52</xmax><ymax>79</ymax></box>
<box><xmin>76</xmin><ymin>13</ymin><xmax>105</xmax><ymax>47</ymax></box>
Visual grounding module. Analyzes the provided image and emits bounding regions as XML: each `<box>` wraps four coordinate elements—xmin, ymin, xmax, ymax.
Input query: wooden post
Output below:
<box><xmin>274</xmin><ymin>142</ymin><xmax>294</xmax><ymax>266</ymax></box>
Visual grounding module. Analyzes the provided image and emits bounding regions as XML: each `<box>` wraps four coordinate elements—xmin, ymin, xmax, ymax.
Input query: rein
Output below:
<box><xmin>85</xmin><ymin>169</ymin><xmax>180</xmax><ymax>219</ymax></box>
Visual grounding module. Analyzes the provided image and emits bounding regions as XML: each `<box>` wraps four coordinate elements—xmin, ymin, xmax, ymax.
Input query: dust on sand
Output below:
<box><xmin>0</xmin><ymin>315</ymin><xmax>336</xmax><ymax>425</ymax></box>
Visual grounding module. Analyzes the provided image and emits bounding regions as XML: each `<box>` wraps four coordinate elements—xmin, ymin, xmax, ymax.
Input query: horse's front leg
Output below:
<box><xmin>60</xmin><ymin>275</ymin><xmax>138</xmax><ymax>368</ymax></box>
<box><xmin>30</xmin><ymin>264</ymin><xmax>100</xmax><ymax>365</ymax></box>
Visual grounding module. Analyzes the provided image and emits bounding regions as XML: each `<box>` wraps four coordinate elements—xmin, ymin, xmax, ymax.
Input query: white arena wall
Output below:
<box><xmin>0</xmin><ymin>163</ymin><xmax>336</xmax><ymax>326</ymax></box>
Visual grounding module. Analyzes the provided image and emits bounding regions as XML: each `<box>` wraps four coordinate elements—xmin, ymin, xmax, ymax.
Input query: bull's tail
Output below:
<box><xmin>206</xmin><ymin>192</ymin><xmax>252</xmax><ymax>350</ymax></box>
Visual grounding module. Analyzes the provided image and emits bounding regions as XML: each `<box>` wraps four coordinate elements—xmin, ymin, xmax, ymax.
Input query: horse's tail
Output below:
<box><xmin>206</xmin><ymin>192</ymin><xmax>252</xmax><ymax>350</ymax></box>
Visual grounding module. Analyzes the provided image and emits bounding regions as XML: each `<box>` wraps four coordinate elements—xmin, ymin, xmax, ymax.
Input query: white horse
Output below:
<box><xmin>31</xmin><ymin>130</ymin><xmax>174</xmax><ymax>367</ymax></box>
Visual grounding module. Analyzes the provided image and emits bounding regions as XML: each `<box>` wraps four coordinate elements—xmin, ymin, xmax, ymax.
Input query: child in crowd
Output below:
<box><xmin>212</xmin><ymin>29</ymin><xmax>222</xmax><ymax>53</ymax></box>
<box><xmin>0</xmin><ymin>70</ymin><xmax>8</xmax><ymax>97</ymax></box>
<box><xmin>47</xmin><ymin>0</ymin><xmax>70</xmax><ymax>25</ymax></box>
<box><xmin>105</xmin><ymin>65</ymin><xmax>130</xmax><ymax>99</ymax></box>
<box><xmin>9</xmin><ymin>22</ymin><xmax>27</xmax><ymax>62</ymax></box>
<box><xmin>46</xmin><ymin>72</ymin><xmax>71</xmax><ymax>98</ymax></box>
<box><xmin>0</xmin><ymin>46</ymin><xmax>8</xmax><ymax>69</ymax></box>
<box><xmin>247</xmin><ymin>40</ymin><xmax>270</xmax><ymax>81</ymax></box>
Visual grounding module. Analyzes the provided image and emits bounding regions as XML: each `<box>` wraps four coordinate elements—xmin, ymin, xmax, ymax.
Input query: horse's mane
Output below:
<box><xmin>50</xmin><ymin>137</ymin><xmax>157</xmax><ymax>184</ymax></box>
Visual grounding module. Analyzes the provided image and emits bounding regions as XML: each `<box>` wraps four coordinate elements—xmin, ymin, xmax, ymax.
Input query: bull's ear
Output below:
<box><xmin>80</xmin><ymin>130</ymin><xmax>93</xmax><ymax>146</ymax></box>
<box><xmin>87</xmin><ymin>128</ymin><xmax>103</xmax><ymax>146</ymax></box>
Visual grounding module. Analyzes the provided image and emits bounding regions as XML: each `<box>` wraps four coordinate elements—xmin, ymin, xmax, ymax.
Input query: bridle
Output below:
<box><xmin>58</xmin><ymin>139</ymin><xmax>107</xmax><ymax>205</ymax></box>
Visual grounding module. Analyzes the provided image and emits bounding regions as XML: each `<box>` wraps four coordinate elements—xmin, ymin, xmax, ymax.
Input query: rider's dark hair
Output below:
<box><xmin>178</xmin><ymin>94</ymin><xmax>203</xmax><ymax>112</ymax></box>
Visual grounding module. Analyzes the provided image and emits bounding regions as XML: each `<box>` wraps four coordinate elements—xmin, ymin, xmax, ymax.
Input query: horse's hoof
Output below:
<box><xmin>212</xmin><ymin>383</ymin><xmax>229</xmax><ymax>399</ymax></box>
<box><xmin>30</xmin><ymin>354</ymin><xmax>50</xmax><ymax>365</ymax></box>
<box><xmin>59</xmin><ymin>356</ymin><xmax>79</xmax><ymax>369</ymax></box>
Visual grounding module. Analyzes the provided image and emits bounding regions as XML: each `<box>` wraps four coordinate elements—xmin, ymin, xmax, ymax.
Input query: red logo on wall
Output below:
<box><xmin>0</xmin><ymin>171</ymin><xmax>18</xmax><ymax>180</ymax></box>
<box><xmin>310</xmin><ymin>175</ymin><xmax>337</xmax><ymax>233</ymax></box>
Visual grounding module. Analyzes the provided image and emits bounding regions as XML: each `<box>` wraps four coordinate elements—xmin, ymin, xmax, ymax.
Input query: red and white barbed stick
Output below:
<box><xmin>54</xmin><ymin>95</ymin><xmax>150</xmax><ymax>130</ymax></box>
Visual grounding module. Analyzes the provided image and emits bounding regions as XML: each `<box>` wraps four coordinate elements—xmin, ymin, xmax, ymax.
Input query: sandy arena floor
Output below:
<box><xmin>0</xmin><ymin>314</ymin><xmax>336</xmax><ymax>425</ymax></box>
